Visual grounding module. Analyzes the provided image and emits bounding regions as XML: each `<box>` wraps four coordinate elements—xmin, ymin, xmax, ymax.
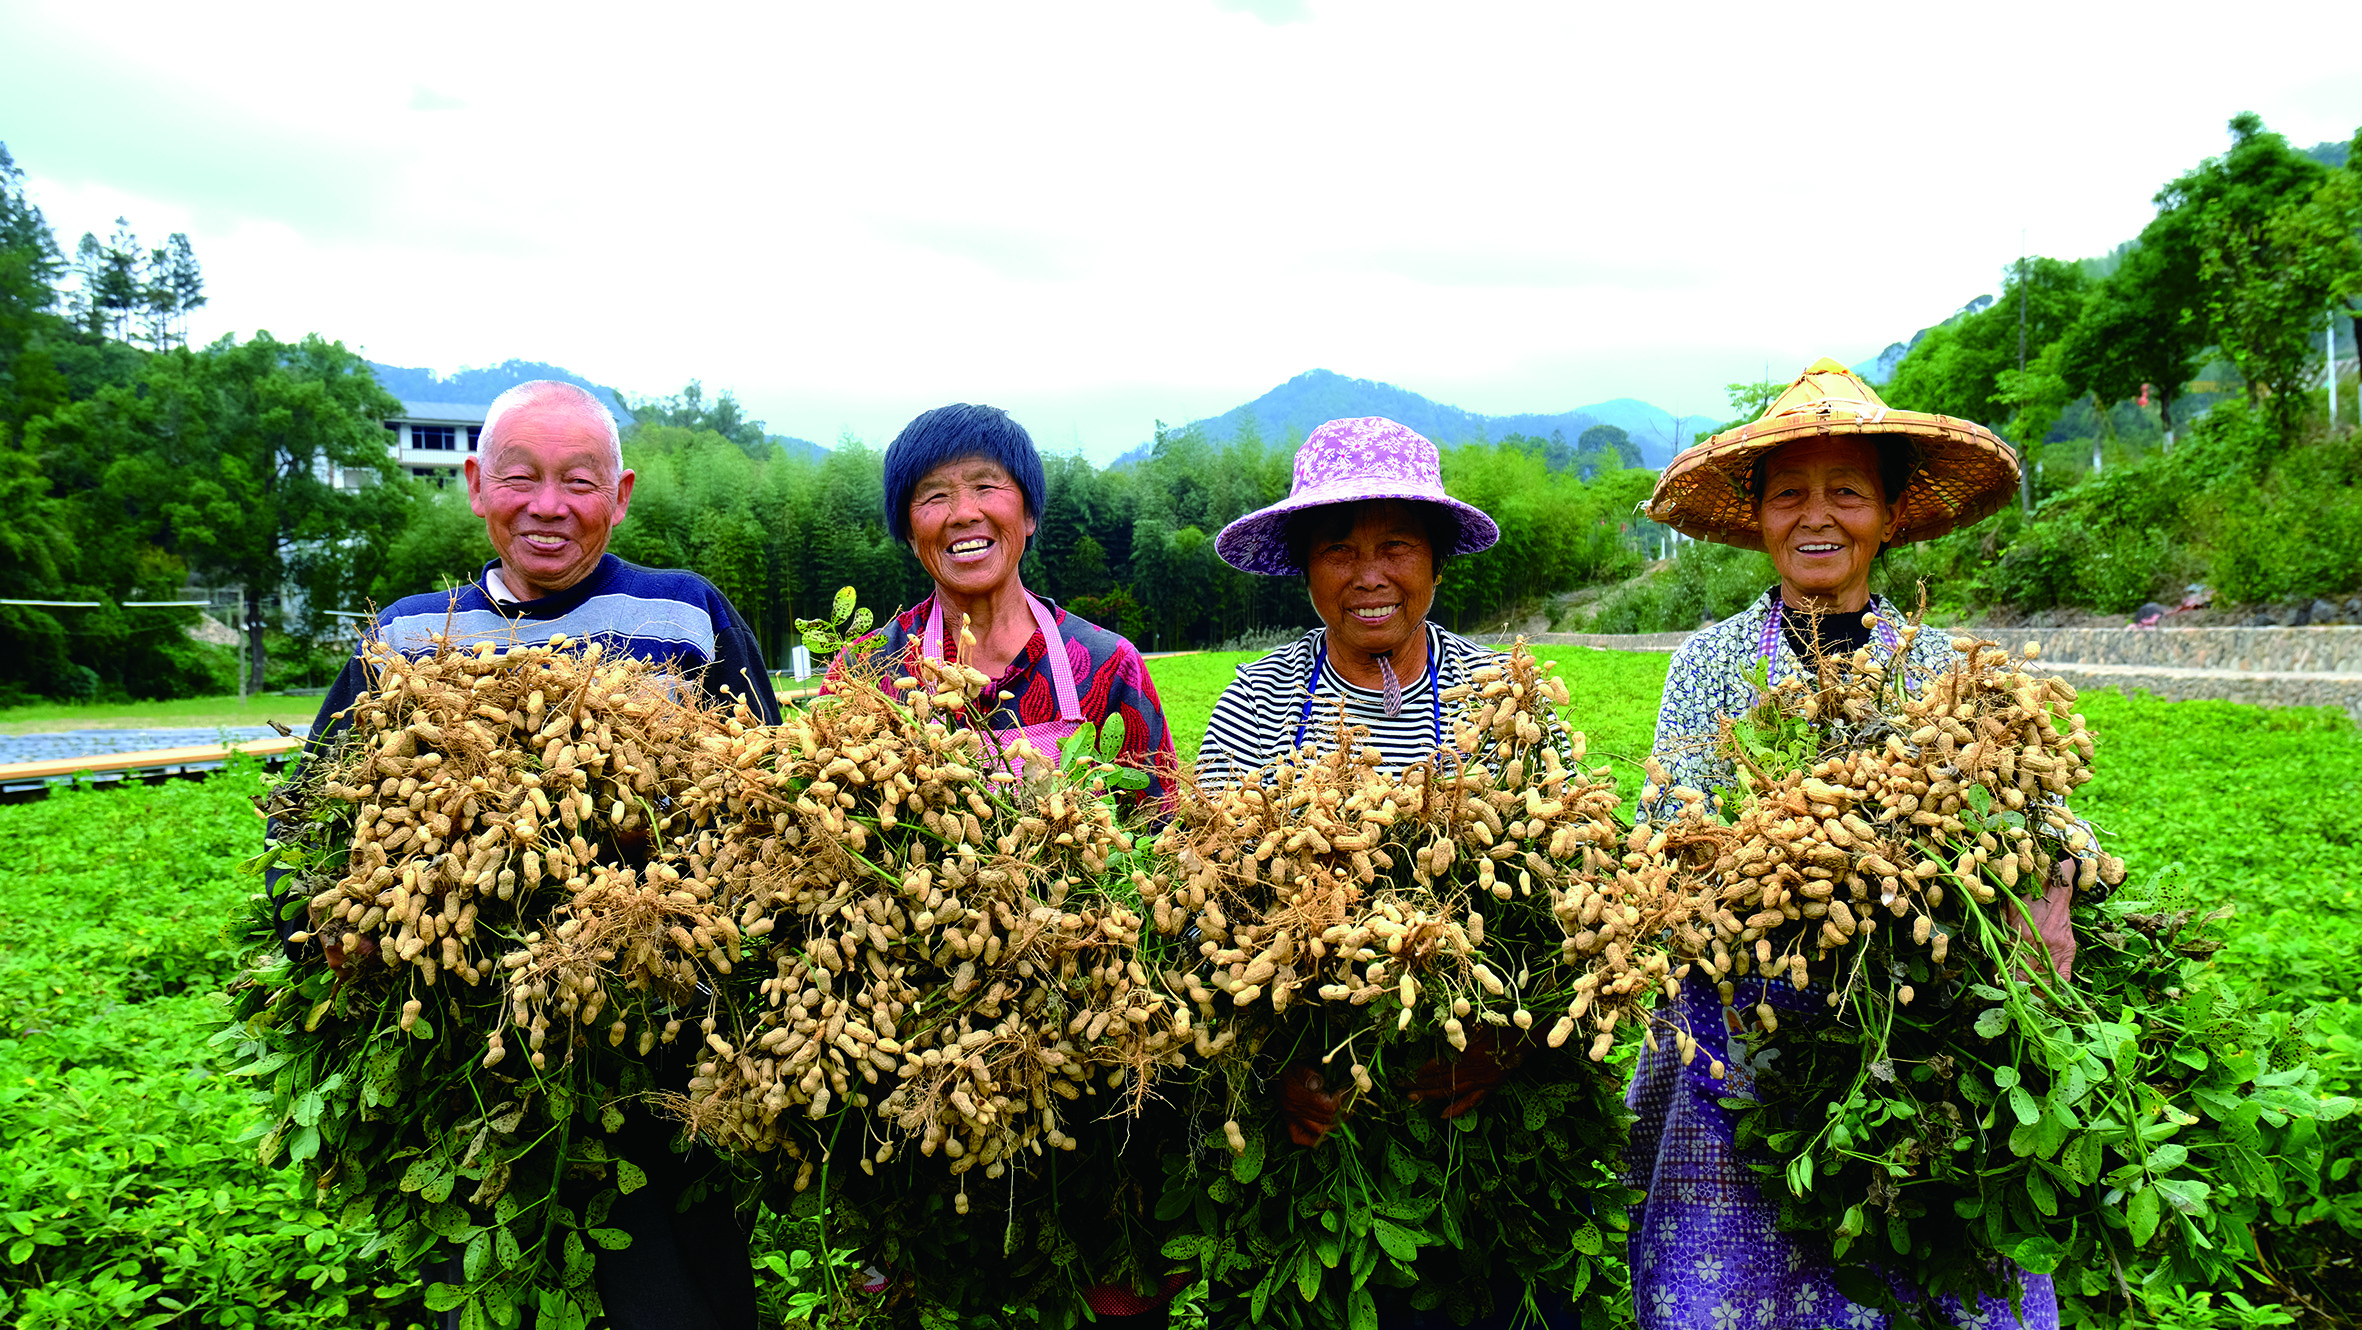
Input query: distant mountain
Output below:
<box><xmin>1111</xmin><ymin>369</ymin><xmax>1708</xmax><ymax>469</ymax></box>
<box><xmin>366</xmin><ymin>359</ymin><xmax>638</xmax><ymax>425</ymax></box>
<box><xmin>769</xmin><ymin>435</ymin><xmax>830</xmax><ymax>462</ymax></box>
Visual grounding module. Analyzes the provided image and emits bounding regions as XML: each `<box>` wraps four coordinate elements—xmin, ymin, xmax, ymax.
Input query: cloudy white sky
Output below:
<box><xmin>3</xmin><ymin>0</ymin><xmax>2356</xmax><ymax>462</ymax></box>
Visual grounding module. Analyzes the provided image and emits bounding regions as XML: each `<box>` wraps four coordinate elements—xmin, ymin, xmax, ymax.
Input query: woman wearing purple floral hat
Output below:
<box><xmin>1201</xmin><ymin>416</ymin><xmax>1502</xmax><ymax>788</ymax></box>
<box><xmin>1207</xmin><ymin>419</ymin><xmax>1576</xmax><ymax>1330</ymax></box>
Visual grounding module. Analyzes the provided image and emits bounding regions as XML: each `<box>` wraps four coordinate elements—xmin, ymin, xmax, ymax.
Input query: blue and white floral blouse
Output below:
<box><xmin>1649</xmin><ymin>589</ymin><xmax>1959</xmax><ymax>807</ymax></box>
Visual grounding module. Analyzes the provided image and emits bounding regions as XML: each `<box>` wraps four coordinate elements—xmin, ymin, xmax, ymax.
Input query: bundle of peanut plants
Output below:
<box><xmin>222</xmin><ymin>633</ymin><xmax>763</xmax><ymax>1330</ymax></box>
<box><xmin>665</xmin><ymin>599</ymin><xmax>1198</xmax><ymax>1328</ymax></box>
<box><xmin>1140</xmin><ymin>643</ymin><xmax>1710</xmax><ymax>1330</ymax></box>
<box><xmin>1655</xmin><ymin>614</ymin><xmax>2356</xmax><ymax>1322</ymax></box>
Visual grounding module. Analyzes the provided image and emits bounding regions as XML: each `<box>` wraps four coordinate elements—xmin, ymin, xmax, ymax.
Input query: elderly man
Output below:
<box><xmin>277</xmin><ymin>379</ymin><xmax>774</xmax><ymax>1329</ymax></box>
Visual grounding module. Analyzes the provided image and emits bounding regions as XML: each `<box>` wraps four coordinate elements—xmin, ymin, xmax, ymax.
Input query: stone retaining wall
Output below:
<box><xmin>2014</xmin><ymin>626</ymin><xmax>2362</xmax><ymax>673</ymax></box>
<box><xmin>1474</xmin><ymin>626</ymin><xmax>2361</xmax><ymax>722</ymax></box>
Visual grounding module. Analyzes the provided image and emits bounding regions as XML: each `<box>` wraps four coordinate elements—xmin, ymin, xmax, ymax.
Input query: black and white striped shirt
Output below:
<box><xmin>1194</xmin><ymin>622</ymin><xmax>1492</xmax><ymax>789</ymax></box>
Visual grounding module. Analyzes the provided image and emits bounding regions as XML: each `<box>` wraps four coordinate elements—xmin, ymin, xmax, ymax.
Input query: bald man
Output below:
<box><xmin>276</xmin><ymin>380</ymin><xmax>774</xmax><ymax>1328</ymax></box>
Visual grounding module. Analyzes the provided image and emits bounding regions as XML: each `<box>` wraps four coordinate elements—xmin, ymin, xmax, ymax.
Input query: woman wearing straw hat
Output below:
<box><xmin>1201</xmin><ymin>416</ymin><xmax>1502</xmax><ymax>788</ymax></box>
<box><xmin>1623</xmin><ymin>359</ymin><xmax>2072</xmax><ymax>1329</ymax></box>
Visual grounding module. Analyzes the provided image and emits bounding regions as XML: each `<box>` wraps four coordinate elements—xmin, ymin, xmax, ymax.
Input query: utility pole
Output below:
<box><xmin>236</xmin><ymin>587</ymin><xmax>248</xmax><ymax>703</ymax></box>
<box><xmin>2331</xmin><ymin>303</ymin><xmax>2341</xmax><ymax>429</ymax></box>
<box><xmin>2017</xmin><ymin>238</ymin><xmax>2035</xmax><ymax>511</ymax></box>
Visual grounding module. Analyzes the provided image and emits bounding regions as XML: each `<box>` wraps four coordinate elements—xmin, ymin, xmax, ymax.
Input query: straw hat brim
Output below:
<box><xmin>1646</xmin><ymin>411</ymin><xmax>2020</xmax><ymax>551</ymax></box>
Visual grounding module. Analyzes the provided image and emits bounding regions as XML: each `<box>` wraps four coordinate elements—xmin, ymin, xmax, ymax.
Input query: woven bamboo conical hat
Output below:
<box><xmin>1646</xmin><ymin>358</ymin><xmax>2020</xmax><ymax>551</ymax></box>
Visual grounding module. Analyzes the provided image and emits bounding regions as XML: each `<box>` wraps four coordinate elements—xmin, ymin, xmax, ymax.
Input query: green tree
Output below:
<box><xmin>0</xmin><ymin>142</ymin><xmax>68</xmax><ymax>442</ymax></box>
<box><xmin>1062</xmin><ymin>533</ymin><xmax>1112</xmax><ymax>599</ymax></box>
<box><xmin>139</xmin><ymin>233</ymin><xmax>204</xmax><ymax>350</ymax></box>
<box><xmin>628</xmin><ymin>379</ymin><xmax>773</xmax><ymax>457</ymax></box>
<box><xmin>32</xmin><ymin>332</ymin><xmax>405</xmax><ymax>682</ymax></box>
<box><xmin>1576</xmin><ymin>423</ymin><xmax>1641</xmax><ymax>470</ymax></box>
<box><xmin>2054</xmin><ymin>240</ymin><xmax>2207</xmax><ymax>446</ymax></box>
<box><xmin>2202</xmin><ymin>162</ymin><xmax>2362</xmax><ymax>430</ymax></box>
<box><xmin>1886</xmin><ymin>258</ymin><xmax>2088</xmax><ymax>433</ymax></box>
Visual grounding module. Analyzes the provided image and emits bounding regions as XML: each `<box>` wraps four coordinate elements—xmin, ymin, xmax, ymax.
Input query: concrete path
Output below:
<box><xmin>0</xmin><ymin>726</ymin><xmax>307</xmax><ymax>766</ymax></box>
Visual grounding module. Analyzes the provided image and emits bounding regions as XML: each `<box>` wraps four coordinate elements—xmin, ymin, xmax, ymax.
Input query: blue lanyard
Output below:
<box><xmin>1294</xmin><ymin>625</ymin><xmax>1442</xmax><ymax>753</ymax></box>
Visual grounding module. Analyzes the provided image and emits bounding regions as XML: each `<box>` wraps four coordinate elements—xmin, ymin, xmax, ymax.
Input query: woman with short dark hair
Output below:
<box><xmin>864</xmin><ymin>402</ymin><xmax>1174</xmax><ymax>800</ymax></box>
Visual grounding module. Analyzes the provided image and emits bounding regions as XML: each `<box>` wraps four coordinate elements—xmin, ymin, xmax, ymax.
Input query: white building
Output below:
<box><xmin>381</xmin><ymin>400</ymin><xmax>490</xmax><ymax>487</ymax></box>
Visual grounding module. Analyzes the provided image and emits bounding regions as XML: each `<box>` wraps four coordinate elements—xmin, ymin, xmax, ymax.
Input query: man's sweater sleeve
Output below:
<box><xmin>707</xmin><ymin>593</ymin><xmax>781</xmax><ymax>726</ymax></box>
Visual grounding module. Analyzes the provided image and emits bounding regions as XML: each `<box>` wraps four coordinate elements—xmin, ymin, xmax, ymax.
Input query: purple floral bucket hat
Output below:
<box><xmin>1214</xmin><ymin>417</ymin><xmax>1501</xmax><ymax>575</ymax></box>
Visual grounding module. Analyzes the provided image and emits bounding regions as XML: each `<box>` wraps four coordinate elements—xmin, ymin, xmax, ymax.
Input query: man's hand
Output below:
<box><xmin>2004</xmin><ymin>860</ymin><xmax>2077</xmax><ymax>982</ymax></box>
<box><xmin>322</xmin><ymin>933</ymin><xmax>378</xmax><ymax>974</ymax></box>
<box><xmin>1408</xmin><ymin>1029</ymin><xmax>1523</xmax><ymax>1119</ymax></box>
<box><xmin>1277</xmin><ymin>1064</ymin><xmax>1344</xmax><ymax>1148</ymax></box>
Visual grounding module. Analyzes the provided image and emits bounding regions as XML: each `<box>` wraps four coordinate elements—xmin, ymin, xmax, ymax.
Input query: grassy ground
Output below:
<box><xmin>1</xmin><ymin>663</ymin><xmax>2354</xmax><ymax>1326</ymax></box>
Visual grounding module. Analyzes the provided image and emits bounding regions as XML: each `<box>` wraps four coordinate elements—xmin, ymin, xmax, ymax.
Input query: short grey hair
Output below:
<box><xmin>481</xmin><ymin>381</ymin><xmax>624</xmax><ymax>476</ymax></box>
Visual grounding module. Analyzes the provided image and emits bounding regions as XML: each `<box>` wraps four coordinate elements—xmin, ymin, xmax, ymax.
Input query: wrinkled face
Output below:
<box><xmin>1303</xmin><ymin>501</ymin><xmax>1438</xmax><ymax>661</ymax></box>
<box><xmin>1757</xmin><ymin>436</ymin><xmax>1898</xmax><ymax>609</ymax></box>
<box><xmin>907</xmin><ymin>456</ymin><xmax>1035</xmax><ymax>600</ymax></box>
<box><xmin>465</xmin><ymin>400</ymin><xmax>634</xmax><ymax>601</ymax></box>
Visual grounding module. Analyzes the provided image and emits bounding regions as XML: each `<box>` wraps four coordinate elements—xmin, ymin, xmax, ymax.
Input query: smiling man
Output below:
<box><xmin>281</xmin><ymin>379</ymin><xmax>775</xmax><ymax>1330</ymax></box>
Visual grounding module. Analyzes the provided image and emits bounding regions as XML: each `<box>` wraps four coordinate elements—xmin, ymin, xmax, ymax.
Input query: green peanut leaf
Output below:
<box><xmin>1372</xmin><ymin>1219</ymin><xmax>1420</xmax><ymax>1262</ymax></box>
<box><xmin>2128</xmin><ymin>1185</ymin><xmax>2161</xmax><ymax>1247</ymax></box>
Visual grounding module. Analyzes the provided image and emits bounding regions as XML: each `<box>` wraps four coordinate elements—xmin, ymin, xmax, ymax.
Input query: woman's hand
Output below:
<box><xmin>2005</xmin><ymin>860</ymin><xmax>2077</xmax><ymax>982</ymax></box>
<box><xmin>1408</xmin><ymin>1029</ymin><xmax>1523</xmax><ymax>1119</ymax></box>
<box><xmin>1277</xmin><ymin>1065</ymin><xmax>1344</xmax><ymax>1147</ymax></box>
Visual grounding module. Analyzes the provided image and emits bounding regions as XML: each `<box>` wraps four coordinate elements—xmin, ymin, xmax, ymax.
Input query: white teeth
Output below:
<box><xmin>1350</xmin><ymin>606</ymin><xmax>1397</xmax><ymax>621</ymax></box>
<box><xmin>949</xmin><ymin>540</ymin><xmax>991</xmax><ymax>554</ymax></box>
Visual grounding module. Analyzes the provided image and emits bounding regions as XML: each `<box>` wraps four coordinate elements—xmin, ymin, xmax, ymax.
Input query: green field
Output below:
<box><xmin>1</xmin><ymin>651</ymin><xmax>2355</xmax><ymax>1326</ymax></box>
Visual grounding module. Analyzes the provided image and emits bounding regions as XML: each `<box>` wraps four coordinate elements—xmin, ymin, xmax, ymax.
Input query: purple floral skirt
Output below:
<box><xmin>1622</xmin><ymin>976</ymin><xmax>2059</xmax><ymax>1330</ymax></box>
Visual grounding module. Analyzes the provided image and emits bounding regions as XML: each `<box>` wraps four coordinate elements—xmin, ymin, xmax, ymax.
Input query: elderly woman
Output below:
<box><xmin>1626</xmin><ymin>359</ymin><xmax>2073</xmax><ymax>1330</ymax></box>
<box><xmin>1209</xmin><ymin>418</ymin><xmax>1578</xmax><ymax>1330</ymax></box>
<box><xmin>1200</xmin><ymin>416</ymin><xmax>1501</xmax><ymax>785</ymax></box>
<box><xmin>861</xmin><ymin>402</ymin><xmax>1175</xmax><ymax>799</ymax></box>
<box><xmin>848</xmin><ymin>403</ymin><xmax>1181</xmax><ymax>1324</ymax></box>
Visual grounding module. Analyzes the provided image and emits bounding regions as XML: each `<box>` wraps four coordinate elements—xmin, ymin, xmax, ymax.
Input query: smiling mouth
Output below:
<box><xmin>1348</xmin><ymin>604</ymin><xmax>1399</xmax><ymax>623</ymax></box>
<box><xmin>520</xmin><ymin>533</ymin><xmax>569</xmax><ymax>553</ymax></box>
<box><xmin>1795</xmin><ymin>543</ymin><xmax>1844</xmax><ymax>554</ymax></box>
<box><xmin>948</xmin><ymin>538</ymin><xmax>994</xmax><ymax>557</ymax></box>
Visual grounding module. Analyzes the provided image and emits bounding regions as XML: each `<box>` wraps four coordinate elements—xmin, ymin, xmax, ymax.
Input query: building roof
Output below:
<box><xmin>393</xmin><ymin>400</ymin><xmax>492</xmax><ymax>424</ymax></box>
